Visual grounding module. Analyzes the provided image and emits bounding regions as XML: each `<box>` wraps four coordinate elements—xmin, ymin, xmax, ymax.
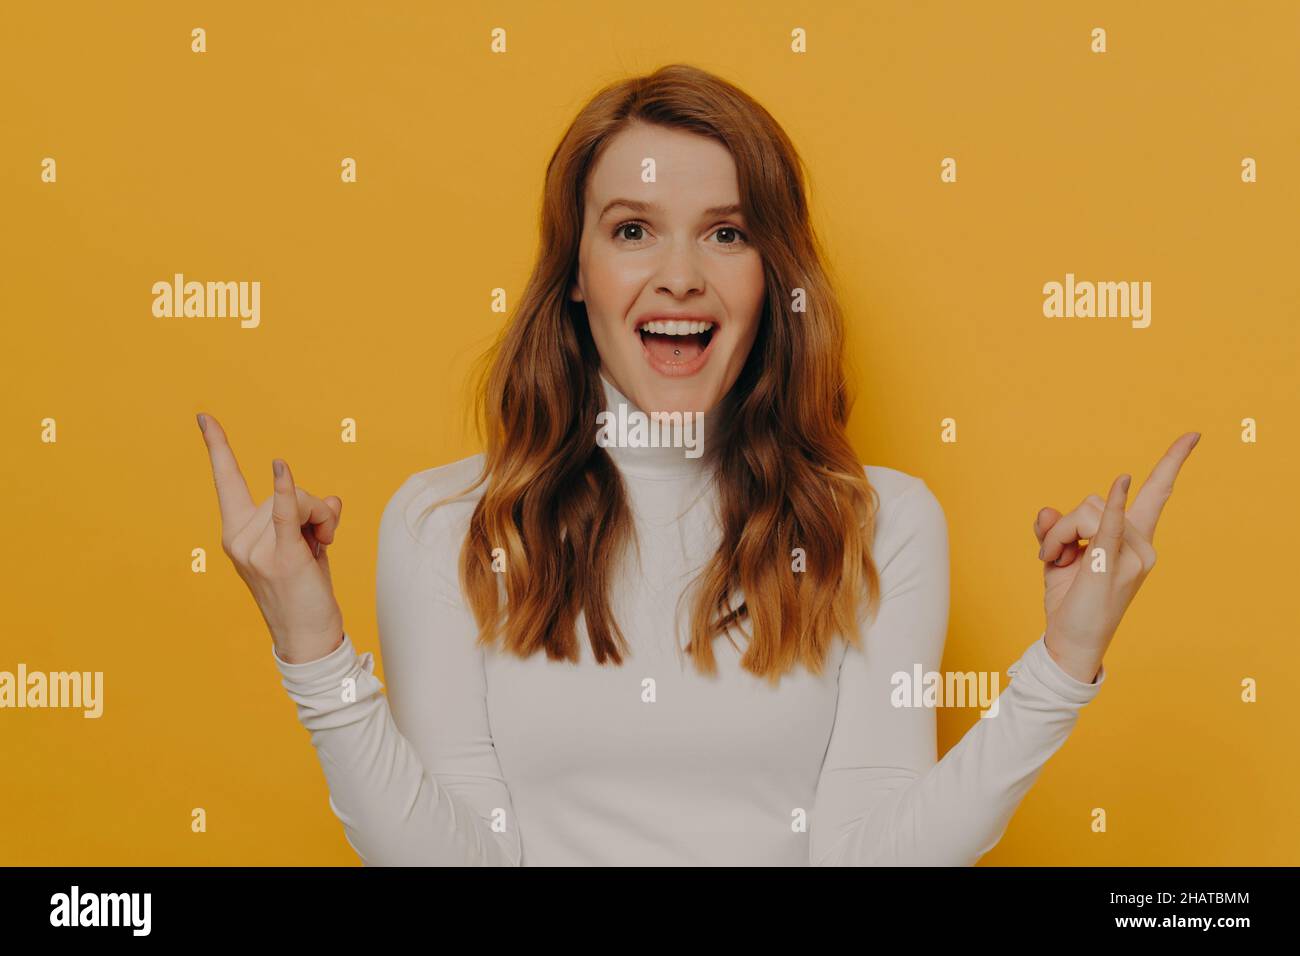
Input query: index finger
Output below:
<box><xmin>197</xmin><ymin>412</ymin><xmax>256</xmax><ymax>531</ymax></box>
<box><xmin>1128</xmin><ymin>431</ymin><xmax>1200</xmax><ymax>542</ymax></box>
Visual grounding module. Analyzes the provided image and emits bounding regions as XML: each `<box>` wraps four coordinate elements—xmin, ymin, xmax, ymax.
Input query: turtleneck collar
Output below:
<box><xmin>597</xmin><ymin>372</ymin><xmax>726</xmax><ymax>481</ymax></box>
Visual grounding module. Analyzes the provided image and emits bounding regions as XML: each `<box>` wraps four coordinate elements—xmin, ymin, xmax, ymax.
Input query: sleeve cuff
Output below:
<box><xmin>272</xmin><ymin>632</ymin><xmax>358</xmax><ymax>686</ymax></box>
<box><xmin>1006</xmin><ymin>632</ymin><xmax>1106</xmax><ymax>706</ymax></box>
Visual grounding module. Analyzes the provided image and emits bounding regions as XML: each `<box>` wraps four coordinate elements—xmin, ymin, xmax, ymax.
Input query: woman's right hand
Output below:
<box><xmin>197</xmin><ymin>412</ymin><xmax>346</xmax><ymax>665</ymax></box>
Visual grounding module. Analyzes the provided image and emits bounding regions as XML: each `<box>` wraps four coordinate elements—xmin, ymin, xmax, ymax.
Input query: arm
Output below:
<box><xmin>810</xmin><ymin>477</ymin><xmax>1105</xmax><ymax>866</ymax></box>
<box><xmin>272</xmin><ymin>474</ymin><xmax>522</xmax><ymax>866</ymax></box>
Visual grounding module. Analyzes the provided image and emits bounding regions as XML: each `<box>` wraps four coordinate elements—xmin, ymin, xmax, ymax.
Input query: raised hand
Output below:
<box><xmin>1031</xmin><ymin>431</ymin><xmax>1200</xmax><ymax>684</ymax></box>
<box><xmin>197</xmin><ymin>412</ymin><xmax>346</xmax><ymax>665</ymax></box>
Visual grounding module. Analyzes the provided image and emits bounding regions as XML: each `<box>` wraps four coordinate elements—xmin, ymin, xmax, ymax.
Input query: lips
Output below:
<box><xmin>634</xmin><ymin>314</ymin><xmax>718</xmax><ymax>377</ymax></box>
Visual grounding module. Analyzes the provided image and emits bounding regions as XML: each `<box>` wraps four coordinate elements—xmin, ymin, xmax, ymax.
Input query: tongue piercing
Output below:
<box><xmin>673</xmin><ymin>348</ymin><xmax>681</xmax><ymax>356</ymax></box>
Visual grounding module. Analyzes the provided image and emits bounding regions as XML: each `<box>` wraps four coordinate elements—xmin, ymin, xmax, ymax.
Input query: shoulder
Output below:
<box><xmin>861</xmin><ymin>464</ymin><xmax>946</xmax><ymax>551</ymax></box>
<box><xmin>380</xmin><ymin>452</ymin><xmax>487</xmax><ymax>554</ymax></box>
<box><xmin>863</xmin><ymin>464</ymin><xmax>942</xmax><ymax>515</ymax></box>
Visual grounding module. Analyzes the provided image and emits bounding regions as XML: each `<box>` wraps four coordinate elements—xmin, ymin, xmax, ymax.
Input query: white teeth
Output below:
<box><xmin>637</xmin><ymin>319</ymin><xmax>715</xmax><ymax>335</ymax></box>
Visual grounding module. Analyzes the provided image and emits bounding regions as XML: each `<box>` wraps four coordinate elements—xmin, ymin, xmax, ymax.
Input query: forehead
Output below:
<box><xmin>585</xmin><ymin>122</ymin><xmax>741</xmax><ymax>216</ymax></box>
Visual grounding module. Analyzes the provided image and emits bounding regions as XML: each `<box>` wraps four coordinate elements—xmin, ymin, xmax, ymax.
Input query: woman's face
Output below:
<box><xmin>570</xmin><ymin>121</ymin><xmax>765</xmax><ymax>416</ymax></box>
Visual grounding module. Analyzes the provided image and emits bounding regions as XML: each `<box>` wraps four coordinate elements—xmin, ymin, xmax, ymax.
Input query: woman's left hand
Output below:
<box><xmin>1032</xmin><ymin>432</ymin><xmax>1201</xmax><ymax>684</ymax></box>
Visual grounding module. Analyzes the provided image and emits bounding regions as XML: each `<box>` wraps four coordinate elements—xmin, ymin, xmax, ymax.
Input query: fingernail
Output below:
<box><xmin>196</xmin><ymin>413</ymin><xmax>206</xmax><ymax>433</ymax></box>
<box><xmin>1121</xmin><ymin>474</ymin><xmax>1131</xmax><ymax>492</ymax></box>
<box><xmin>1038</xmin><ymin>544</ymin><xmax>1045</xmax><ymax>560</ymax></box>
<box><xmin>273</xmin><ymin>459</ymin><xmax>284</xmax><ymax>479</ymax></box>
<box><xmin>1190</xmin><ymin>432</ymin><xmax>1201</xmax><ymax>449</ymax></box>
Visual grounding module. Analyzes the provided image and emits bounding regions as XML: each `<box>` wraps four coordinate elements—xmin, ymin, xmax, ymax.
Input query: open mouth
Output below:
<box><xmin>636</xmin><ymin>318</ymin><xmax>716</xmax><ymax>371</ymax></box>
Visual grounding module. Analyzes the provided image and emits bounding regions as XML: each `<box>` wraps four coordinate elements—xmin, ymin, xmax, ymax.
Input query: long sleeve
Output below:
<box><xmin>271</xmin><ymin>475</ymin><xmax>522</xmax><ymax>866</ymax></box>
<box><xmin>810</xmin><ymin>476</ymin><xmax>1105</xmax><ymax>866</ymax></box>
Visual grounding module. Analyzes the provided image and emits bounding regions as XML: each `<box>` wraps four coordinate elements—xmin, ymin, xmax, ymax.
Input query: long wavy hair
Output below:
<box><xmin>420</xmin><ymin>63</ymin><xmax>882</xmax><ymax>686</ymax></box>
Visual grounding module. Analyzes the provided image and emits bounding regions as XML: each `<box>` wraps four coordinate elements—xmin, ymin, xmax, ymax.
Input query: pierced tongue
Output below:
<box><xmin>643</xmin><ymin>331</ymin><xmax>705</xmax><ymax>364</ymax></box>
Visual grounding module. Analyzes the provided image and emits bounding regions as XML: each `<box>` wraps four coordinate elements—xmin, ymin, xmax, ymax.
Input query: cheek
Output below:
<box><xmin>722</xmin><ymin>251</ymin><xmax>764</xmax><ymax>299</ymax></box>
<box><xmin>744</xmin><ymin>255</ymin><xmax>766</xmax><ymax>305</ymax></box>
<box><xmin>585</xmin><ymin>246</ymin><xmax>638</xmax><ymax>290</ymax></box>
<box><xmin>576</xmin><ymin>251</ymin><xmax>613</xmax><ymax>319</ymax></box>
<box><xmin>723</xmin><ymin>257</ymin><xmax>766</xmax><ymax>347</ymax></box>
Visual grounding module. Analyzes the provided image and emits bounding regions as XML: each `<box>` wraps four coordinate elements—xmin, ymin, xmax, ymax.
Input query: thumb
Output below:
<box><xmin>271</xmin><ymin>459</ymin><xmax>304</xmax><ymax>554</ymax></box>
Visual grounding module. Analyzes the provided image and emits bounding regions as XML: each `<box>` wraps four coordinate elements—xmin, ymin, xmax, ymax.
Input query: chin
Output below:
<box><xmin>628</xmin><ymin>368</ymin><xmax>724</xmax><ymax>416</ymax></box>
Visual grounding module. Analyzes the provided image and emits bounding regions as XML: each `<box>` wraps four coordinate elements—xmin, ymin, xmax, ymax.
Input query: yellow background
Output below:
<box><xmin>2</xmin><ymin>0</ymin><xmax>1295</xmax><ymax>865</ymax></box>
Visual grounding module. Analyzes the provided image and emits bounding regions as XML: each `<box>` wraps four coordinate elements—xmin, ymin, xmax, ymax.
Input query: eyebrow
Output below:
<box><xmin>597</xmin><ymin>198</ymin><xmax>744</xmax><ymax>220</ymax></box>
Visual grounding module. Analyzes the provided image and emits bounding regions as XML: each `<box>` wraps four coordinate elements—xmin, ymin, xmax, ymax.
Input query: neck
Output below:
<box><xmin>597</xmin><ymin>372</ymin><xmax>725</xmax><ymax>480</ymax></box>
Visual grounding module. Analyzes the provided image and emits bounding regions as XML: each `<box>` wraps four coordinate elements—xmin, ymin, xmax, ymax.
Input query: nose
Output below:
<box><xmin>651</xmin><ymin>237</ymin><xmax>706</xmax><ymax>298</ymax></box>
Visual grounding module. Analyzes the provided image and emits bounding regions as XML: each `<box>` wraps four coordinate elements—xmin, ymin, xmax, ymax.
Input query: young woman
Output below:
<box><xmin>197</xmin><ymin>64</ymin><xmax>1197</xmax><ymax>866</ymax></box>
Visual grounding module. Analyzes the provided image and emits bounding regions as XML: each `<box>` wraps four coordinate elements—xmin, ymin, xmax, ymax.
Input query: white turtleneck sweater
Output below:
<box><xmin>272</xmin><ymin>374</ymin><xmax>1105</xmax><ymax>866</ymax></box>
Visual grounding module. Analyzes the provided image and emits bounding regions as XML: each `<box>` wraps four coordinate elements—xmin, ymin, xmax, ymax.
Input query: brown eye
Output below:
<box><xmin>615</xmin><ymin>222</ymin><xmax>646</xmax><ymax>241</ymax></box>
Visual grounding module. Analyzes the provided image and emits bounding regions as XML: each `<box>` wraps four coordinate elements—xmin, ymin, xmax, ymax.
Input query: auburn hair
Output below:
<box><xmin>419</xmin><ymin>63</ymin><xmax>882</xmax><ymax>686</ymax></box>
